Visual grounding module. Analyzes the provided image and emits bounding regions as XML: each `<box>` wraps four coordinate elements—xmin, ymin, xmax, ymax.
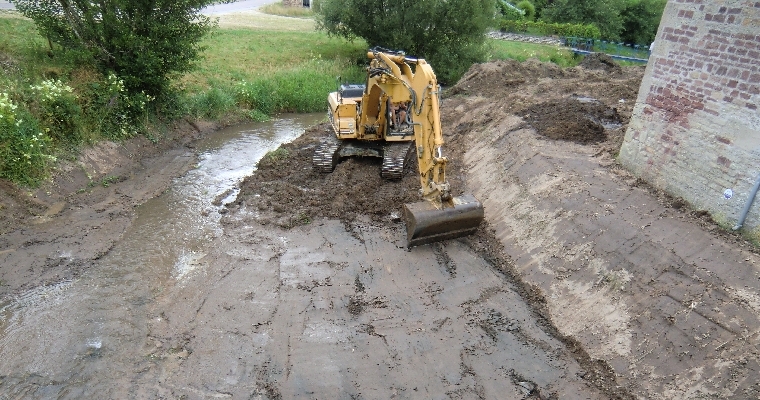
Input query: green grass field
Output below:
<box><xmin>487</xmin><ymin>40</ymin><xmax>578</xmax><ymax>67</ymax></box>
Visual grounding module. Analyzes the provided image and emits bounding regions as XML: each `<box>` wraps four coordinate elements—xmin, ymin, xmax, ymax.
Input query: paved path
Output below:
<box><xmin>203</xmin><ymin>0</ymin><xmax>276</xmax><ymax>15</ymax></box>
<box><xmin>0</xmin><ymin>1</ymin><xmax>277</xmax><ymax>13</ymax></box>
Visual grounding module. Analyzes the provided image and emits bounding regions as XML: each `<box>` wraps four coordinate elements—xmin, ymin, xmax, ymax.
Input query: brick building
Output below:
<box><xmin>619</xmin><ymin>0</ymin><xmax>760</xmax><ymax>239</ymax></box>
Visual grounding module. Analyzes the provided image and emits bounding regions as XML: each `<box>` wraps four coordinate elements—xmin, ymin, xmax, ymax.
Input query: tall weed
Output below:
<box><xmin>0</xmin><ymin>92</ymin><xmax>53</xmax><ymax>185</ymax></box>
<box><xmin>28</xmin><ymin>79</ymin><xmax>82</xmax><ymax>144</ymax></box>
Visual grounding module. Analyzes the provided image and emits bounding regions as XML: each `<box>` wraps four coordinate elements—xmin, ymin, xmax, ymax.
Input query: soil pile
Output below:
<box><xmin>578</xmin><ymin>52</ymin><xmax>623</xmax><ymax>73</ymax></box>
<box><xmin>448</xmin><ymin>58</ymin><xmax>565</xmax><ymax>99</ymax></box>
<box><xmin>518</xmin><ymin>98</ymin><xmax>620</xmax><ymax>143</ymax></box>
<box><xmin>236</xmin><ymin>58</ymin><xmax>645</xmax><ymax>230</ymax></box>
<box><xmin>235</xmin><ymin>125</ymin><xmax>467</xmax><ymax>229</ymax></box>
<box><xmin>446</xmin><ymin>57</ymin><xmax>643</xmax><ymax>152</ymax></box>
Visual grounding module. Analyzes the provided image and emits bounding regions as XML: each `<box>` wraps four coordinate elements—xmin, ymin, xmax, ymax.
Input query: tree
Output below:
<box><xmin>540</xmin><ymin>0</ymin><xmax>627</xmax><ymax>40</ymax></box>
<box><xmin>620</xmin><ymin>0</ymin><xmax>666</xmax><ymax>45</ymax></box>
<box><xmin>316</xmin><ymin>0</ymin><xmax>496</xmax><ymax>85</ymax></box>
<box><xmin>497</xmin><ymin>0</ymin><xmax>526</xmax><ymax>21</ymax></box>
<box><xmin>10</xmin><ymin>0</ymin><xmax>225</xmax><ymax>96</ymax></box>
<box><xmin>532</xmin><ymin>0</ymin><xmax>549</xmax><ymax>19</ymax></box>
<box><xmin>516</xmin><ymin>0</ymin><xmax>536</xmax><ymax>21</ymax></box>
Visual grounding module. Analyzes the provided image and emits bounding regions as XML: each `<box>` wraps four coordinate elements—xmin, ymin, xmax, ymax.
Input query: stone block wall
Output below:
<box><xmin>619</xmin><ymin>0</ymin><xmax>760</xmax><ymax>238</ymax></box>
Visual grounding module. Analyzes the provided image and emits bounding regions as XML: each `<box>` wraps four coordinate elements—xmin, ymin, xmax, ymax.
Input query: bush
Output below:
<box><xmin>77</xmin><ymin>73</ymin><xmax>153</xmax><ymax>140</ymax></box>
<box><xmin>540</xmin><ymin>0</ymin><xmax>625</xmax><ymax>40</ymax></box>
<box><xmin>11</xmin><ymin>0</ymin><xmax>221</xmax><ymax>97</ymax></box>
<box><xmin>0</xmin><ymin>92</ymin><xmax>54</xmax><ymax>185</ymax></box>
<box><xmin>500</xmin><ymin>20</ymin><xmax>601</xmax><ymax>39</ymax></box>
<box><xmin>317</xmin><ymin>0</ymin><xmax>497</xmax><ymax>85</ymax></box>
<box><xmin>516</xmin><ymin>1</ymin><xmax>536</xmax><ymax>21</ymax></box>
<box><xmin>497</xmin><ymin>0</ymin><xmax>525</xmax><ymax>21</ymax></box>
<box><xmin>620</xmin><ymin>0</ymin><xmax>666</xmax><ymax>45</ymax></box>
<box><xmin>28</xmin><ymin>79</ymin><xmax>82</xmax><ymax>144</ymax></box>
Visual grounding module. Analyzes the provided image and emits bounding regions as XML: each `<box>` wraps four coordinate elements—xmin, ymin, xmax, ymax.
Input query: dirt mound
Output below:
<box><xmin>449</xmin><ymin>58</ymin><xmax>566</xmax><ymax>98</ymax></box>
<box><xmin>233</xmin><ymin>57</ymin><xmax>641</xmax><ymax>236</ymax></box>
<box><xmin>0</xmin><ymin>180</ymin><xmax>46</xmax><ymax>234</ymax></box>
<box><xmin>235</xmin><ymin>124</ymin><xmax>469</xmax><ymax>229</ymax></box>
<box><xmin>519</xmin><ymin>98</ymin><xmax>620</xmax><ymax>143</ymax></box>
<box><xmin>578</xmin><ymin>52</ymin><xmax>622</xmax><ymax>73</ymax></box>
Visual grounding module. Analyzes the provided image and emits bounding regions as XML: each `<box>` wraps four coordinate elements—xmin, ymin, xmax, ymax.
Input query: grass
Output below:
<box><xmin>182</xmin><ymin>28</ymin><xmax>367</xmax><ymax>119</ymax></box>
<box><xmin>487</xmin><ymin>39</ymin><xmax>579</xmax><ymax>67</ymax></box>
<box><xmin>184</xmin><ymin>29</ymin><xmax>366</xmax><ymax>90</ymax></box>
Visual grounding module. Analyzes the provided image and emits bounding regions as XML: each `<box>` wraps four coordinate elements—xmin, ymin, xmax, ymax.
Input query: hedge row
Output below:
<box><xmin>499</xmin><ymin>20</ymin><xmax>602</xmax><ymax>39</ymax></box>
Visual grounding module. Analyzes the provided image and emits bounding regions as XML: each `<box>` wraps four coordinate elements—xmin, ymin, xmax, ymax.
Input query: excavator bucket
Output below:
<box><xmin>403</xmin><ymin>194</ymin><xmax>484</xmax><ymax>247</ymax></box>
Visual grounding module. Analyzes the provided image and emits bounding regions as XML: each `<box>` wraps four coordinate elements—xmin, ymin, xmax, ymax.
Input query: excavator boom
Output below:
<box><xmin>367</xmin><ymin>50</ymin><xmax>484</xmax><ymax>246</ymax></box>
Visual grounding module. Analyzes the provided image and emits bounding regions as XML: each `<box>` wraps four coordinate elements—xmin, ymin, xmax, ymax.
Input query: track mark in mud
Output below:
<box><xmin>354</xmin><ymin>275</ymin><xmax>365</xmax><ymax>293</ymax></box>
<box><xmin>478</xmin><ymin>309</ymin><xmax>519</xmax><ymax>342</ymax></box>
<box><xmin>449</xmin><ymin>353</ymin><xmax>486</xmax><ymax>399</ymax></box>
<box><xmin>347</xmin><ymin>295</ymin><xmax>387</xmax><ymax>316</ymax></box>
<box><xmin>507</xmin><ymin>369</ymin><xmax>550</xmax><ymax>399</ymax></box>
<box><xmin>432</xmin><ymin>243</ymin><xmax>457</xmax><ymax>277</ymax></box>
<box><xmin>465</xmin><ymin>229</ymin><xmax>636</xmax><ymax>399</ymax></box>
<box><xmin>362</xmin><ymin>323</ymin><xmax>389</xmax><ymax>346</ymax></box>
<box><xmin>462</xmin><ymin>286</ymin><xmax>504</xmax><ymax>307</ymax></box>
<box><xmin>347</xmin><ymin>296</ymin><xmax>364</xmax><ymax>316</ymax></box>
<box><xmin>431</xmin><ymin>316</ymin><xmax>450</xmax><ymax>332</ymax></box>
<box><xmin>254</xmin><ymin>364</ymin><xmax>283</xmax><ymax>400</ymax></box>
<box><xmin>296</xmin><ymin>276</ymin><xmax>333</xmax><ymax>292</ymax></box>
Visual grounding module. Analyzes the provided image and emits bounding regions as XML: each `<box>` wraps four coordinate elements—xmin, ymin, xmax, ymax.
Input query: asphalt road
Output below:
<box><xmin>0</xmin><ymin>0</ymin><xmax>277</xmax><ymax>13</ymax></box>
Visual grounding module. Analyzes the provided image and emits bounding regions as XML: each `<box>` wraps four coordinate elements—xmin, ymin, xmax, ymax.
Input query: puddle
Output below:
<box><xmin>0</xmin><ymin>113</ymin><xmax>324</xmax><ymax>395</ymax></box>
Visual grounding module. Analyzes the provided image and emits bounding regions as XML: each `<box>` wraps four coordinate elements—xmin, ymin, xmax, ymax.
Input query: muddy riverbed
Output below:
<box><xmin>1</xmin><ymin>56</ymin><xmax>759</xmax><ymax>399</ymax></box>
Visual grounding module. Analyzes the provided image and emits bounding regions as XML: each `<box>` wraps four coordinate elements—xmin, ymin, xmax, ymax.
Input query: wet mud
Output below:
<box><xmin>2</xmin><ymin>57</ymin><xmax>759</xmax><ymax>399</ymax></box>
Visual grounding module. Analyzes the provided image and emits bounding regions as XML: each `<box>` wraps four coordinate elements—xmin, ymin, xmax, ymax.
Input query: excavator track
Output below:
<box><xmin>381</xmin><ymin>141</ymin><xmax>414</xmax><ymax>180</ymax></box>
<box><xmin>313</xmin><ymin>135</ymin><xmax>341</xmax><ymax>173</ymax></box>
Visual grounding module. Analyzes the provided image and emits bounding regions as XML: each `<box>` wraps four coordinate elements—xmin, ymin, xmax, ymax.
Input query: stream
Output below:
<box><xmin>0</xmin><ymin>114</ymin><xmax>324</xmax><ymax>397</ymax></box>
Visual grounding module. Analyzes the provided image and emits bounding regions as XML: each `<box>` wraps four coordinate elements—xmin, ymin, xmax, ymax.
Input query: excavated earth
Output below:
<box><xmin>1</xmin><ymin>55</ymin><xmax>759</xmax><ymax>398</ymax></box>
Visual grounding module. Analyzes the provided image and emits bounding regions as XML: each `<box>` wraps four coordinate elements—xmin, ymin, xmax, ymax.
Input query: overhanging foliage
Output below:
<box><xmin>316</xmin><ymin>0</ymin><xmax>497</xmax><ymax>85</ymax></box>
<box><xmin>10</xmin><ymin>0</ymin><xmax>225</xmax><ymax>95</ymax></box>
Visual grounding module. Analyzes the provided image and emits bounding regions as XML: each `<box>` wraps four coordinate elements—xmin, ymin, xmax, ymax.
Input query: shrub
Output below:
<box><xmin>28</xmin><ymin>79</ymin><xmax>82</xmax><ymax>144</ymax></box>
<box><xmin>78</xmin><ymin>72</ymin><xmax>152</xmax><ymax>140</ymax></box>
<box><xmin>516</xmin><ymin>1</ymin><xmax>536</xmax><ymax>21</ymax></box>
<box><xmin>11</xmin><ymin>0</ymin><xmax>221</xmax><ymax>97</ymax></box>
<box><xmin>497</xmin><ymin>0</ymin><xmax>525</xmax><ymax>21</ymax></box>
<box><xmin>0</xmin><ymin>92</ymin><xmax>54</xmax><ymax>185</ymax></box>
<box><xmin>540</xmin><ymin>0</ymin><xmax>625</xmax><ymax>41</ymax></box>
<box><xmin>500</xmin><ymin>20</ymin><xmax>601</xmax><ymax>39</ymax></box>
<box><xmin>317</xmin><ymin>0</ymin><xmax>497</xmax><ymax>85</ymax></box>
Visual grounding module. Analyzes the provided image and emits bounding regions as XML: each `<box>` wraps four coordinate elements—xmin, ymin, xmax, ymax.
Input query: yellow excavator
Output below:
<box><xmin>314</xmin><ymin>48</ymin><xmax>484</xmax><ymax>247</ymax></box>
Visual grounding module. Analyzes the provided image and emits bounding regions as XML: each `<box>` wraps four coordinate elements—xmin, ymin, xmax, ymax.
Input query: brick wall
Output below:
<box><xmin>619</xmin><ymin>0</ymin><xmax>760</xmax><ymax>238</ymax></box>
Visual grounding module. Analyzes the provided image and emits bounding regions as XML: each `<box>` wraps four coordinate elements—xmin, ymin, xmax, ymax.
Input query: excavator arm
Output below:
<box><xmin>366</xmin><ymin>50</ymin><xmax>484</xmax><ymax>246</ymax></box>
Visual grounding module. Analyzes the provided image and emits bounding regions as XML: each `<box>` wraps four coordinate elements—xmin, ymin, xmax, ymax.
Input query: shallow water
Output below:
<box><xmin>0</xmin><ymin>114</ymin><xmax>323</xmax><ymax>397</ymax></box>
